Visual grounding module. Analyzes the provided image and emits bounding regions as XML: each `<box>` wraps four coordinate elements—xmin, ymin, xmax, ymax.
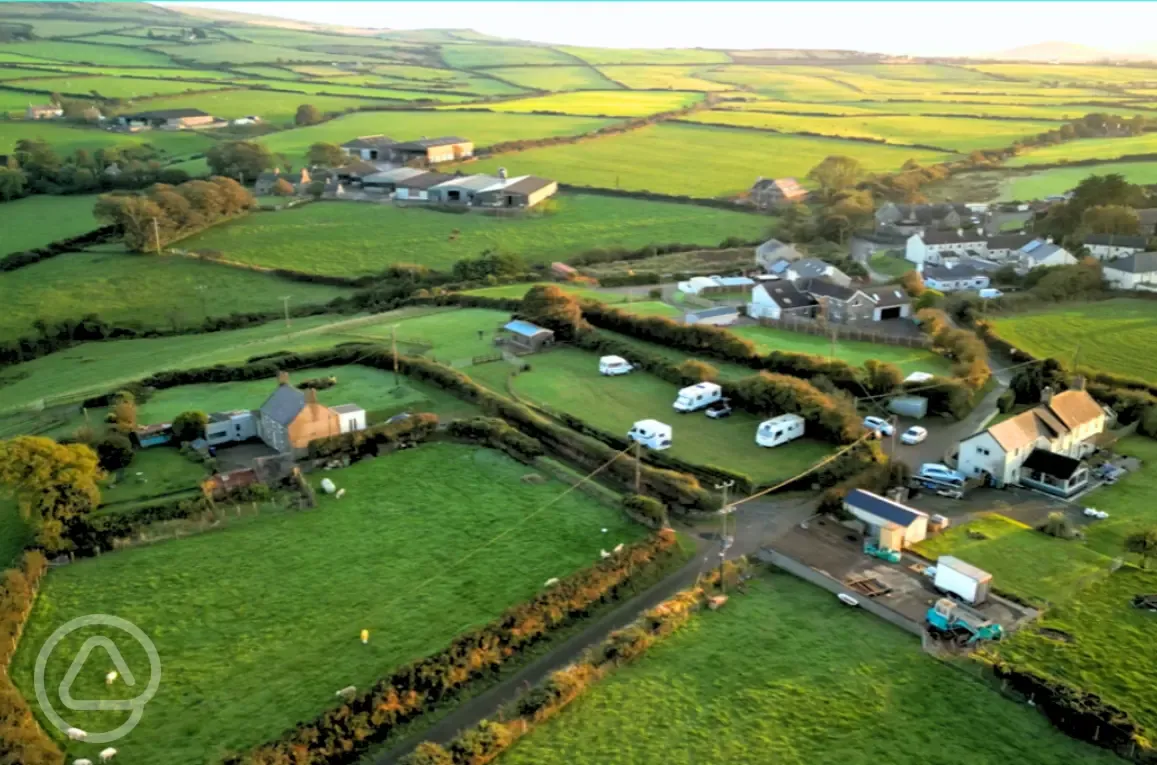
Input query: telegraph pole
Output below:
<box><xmin>280</xmin><ymin>295</ymin><xmax>291</xmax><ymax>332</ymax></box>
<box><xmin>715</xmin><ymin>480</ymin><xmax>735</xmax><ymax>592</ymax></box>
<box><xmin>391</xmin><ymin>324</ymin><xmax>400</xmax><ymax>388</ymax></box>
<box><xmin>152</xmin><ymin>217</ymin><xmax>161</xmax><ymax>253</ymax></box>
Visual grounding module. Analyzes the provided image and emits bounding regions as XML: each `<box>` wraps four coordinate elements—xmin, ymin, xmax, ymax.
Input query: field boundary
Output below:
<box><xmin>753</xmin><ymin>316</ymin><xmax>934</xmax><ymax>348</ymax></box>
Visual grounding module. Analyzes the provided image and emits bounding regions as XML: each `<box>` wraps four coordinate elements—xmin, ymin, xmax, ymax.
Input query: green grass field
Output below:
<box><xmin>173</xmin><ymin>194</ymin><xmax>771</xmax><ymax>276</ymax></box>
<box><xmin>106</xmin><ymin>88</ymin><xmax>389</xmax><ymax>124</ymax></box>
<box><xmin>681</xmin><ymin>110</ymin><xmax>1052</xmax><ymax>152</ymax></box>
<box><xmin>498</xmin><ymin>575</ymin><xmax>1119</xmax><ymax>765</ymax></box>
<box><xmin>728</xmin><ymin>325</ymin><xmax>954</xmax><ymax>376</ymax></box>
<box><xmin>1001</xmin><ymin>161</ymin><xmax>1157</xmax><ymax>201</ymax></box>
<box><xmin>98</xmin><ymin>447</ymin><xmax>209</xmax><ymax>508</ymax></box>
<box><xmin>331</xmin><ymin>307</ymin><xmax>513</xmax><ymax>365</ymax></box>
<box><xmin>151</xmin><ymin>41</ymin><xmax>363</xmax><ymax>65</ymax></box>
<box><xmin>559</xmin><ymin>47</ymin><xmax>731</xmax><ymax>65</ymax></box>
<box><xmin>969</xmin><ymin>63</ymin><xmax>1157</xmax><ymax>85</ymax></box>
<box><xmin>0</xmin><ymin>250</ymin><xmax>352</xmax><ymax>342</ymax></box>
<box><xmin>453</xmin><ymin>90</ymin><xmax>703</xmax><ymax>117</ymax></box>
<box><xmin>0</xmin><ymin>40</ymin><xmax>176</xmax><ymax>66</ymax></box>
<box><xmin>6</xmin><ymin>74</ymin><xmax>228</xmax><ymax>99</ymax></box>
<box><xmin>31</xmin><ymin>65</ymin><xmax>239</xmax><ymax>80</ymax></box>
<box><xmin>508</xmin><ymin>347</ymin><xmax>834</xmax><ymax>484</ymax></box>
<box><xmin>486</xmin><ymin>66</ymin><xmax>622</xmax><ymax>91</ymax></box>
<box><xmin>232</xmin><ymin>78</ymin><xmax>474</xmax><ymax>102</ymax></box>
<box><xmin>463</xmin><ymin>123</ymin><xmax>951</xmax><ymax>197</ymax></box>
<box><xmin>597</xmin><ymin>65</ymin><xmax>737</xmax><ymax>91</ymax></box>
<box><xmin>440</xmin><ymin>44</ymin><xmax>577</xmax><ymax>68</ymax></box>
<box><xmin>0</xmin><ymin>120</ymin><xmax>214</xmax><ymax>156</ymax></box>
<box><xmin>11</xmin><ymin>443</ymin><xmax>642</xmax><ymax>764</ymax></box>
<box><xmin>1006</xmin><ymin>133</ymin><xmax>1157</xmax><ymax>167</ymax></box>
<box><xmin>989</xmin><ymin>299</ymin><xmax>1157</xmax><ymax>382</ymax></box>
<box><xmin>463</xmin><ymin>282</ymin><xmax>626</xmax><ymax>303</ymax></box>
<box><xmin>0</xmin><ymin>193</ymin><xmax>100</xmax><ymax>255</ymax></box>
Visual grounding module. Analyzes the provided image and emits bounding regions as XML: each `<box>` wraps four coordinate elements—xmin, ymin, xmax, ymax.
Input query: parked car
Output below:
<box><xmin>1095</xmin><ymin>463</ymin><xmax>1126</xmax><ymax>484</ymax></box>
<box><xmin>919</xmin><ymin>463</ymin><xmax>965</xmax><ymax>486</ymax></box>
<box><xmin>705</xmin><ymin>399</ymin><xmax>733</xmax><ymax>419</ymax></box>
<box><xmin>900</xmin><ymin>426</ymin><xmax>928</xmax><ymax>445</ymax></box>
<box><xmin>863</xmin><ymin>416</ymin><xmax>895</xmax><ymax>436</ymax></box>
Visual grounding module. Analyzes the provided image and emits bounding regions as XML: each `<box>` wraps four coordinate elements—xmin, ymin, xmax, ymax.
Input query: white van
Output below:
<box><xmin>627</xmin><ymin>419</ymin><xmax>672</xmax><ymax>450</ymax></box>
<box><xmin>599</xmin><ymin>355</ymin><xmax>634</xmax><ymax>376</ymax></box>
<box><xmin>755</xmin><ymin>414</ymin><xmax>805</xmax><ymax>448</ymax></box>
<box><xmin>673</xmin><ymin>382</ymin><xmax>723</xmax><ymax>413</ymax></box>
<box><xmin>978</xmin><ymin>288</ymin><xmax>1003</xmax><ymax>299</ymax></box>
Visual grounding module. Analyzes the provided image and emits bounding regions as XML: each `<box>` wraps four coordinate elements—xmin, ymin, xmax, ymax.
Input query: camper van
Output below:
<box><xmin>673</xmin><ymin>382</ymin><xmax>723</xmax><ymax>413</ymax></box>
<box><xmin>755</xmin><ymin>414</ymin><xmax>805</xmax><ymax>448</ymax></box>
<box><xmin>627</xmin><ymin>419</ymin><xmax>672</xmax><ymax>451</ymax></box>
<box><xmin>598</xmin><ymin>355</ymin><xmax>634</xmax><ymax>376</ymax></box>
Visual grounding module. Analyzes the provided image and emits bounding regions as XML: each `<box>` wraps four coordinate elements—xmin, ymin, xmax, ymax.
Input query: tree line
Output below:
<box><xmin>94</xmin><ymin>175</ymin><xmax>254</xmax><ymax>252</ymax></box>
<box><xmin>0</xmin><ymin>138</ymin><xmax>191</xmax><ymax>202</ymax></box>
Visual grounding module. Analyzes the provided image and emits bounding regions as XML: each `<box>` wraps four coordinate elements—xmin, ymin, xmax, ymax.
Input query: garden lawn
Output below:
<box><xmin>462</xmin><ymin>123</ymin><xmax>951</xmax><ymax>197</ymax></box>
<box><xmin>486</xmin><ymin>66</ymin><xmax>622</xmax><ymax>91</ymax></box>
<box><xmin>498</xmin><ymin>575</ymin><xmax>1119</xmax><ymax>765</ymax></box>
<box><xmin>1006</xmin><ymin>133</ymin><xmax>1157</xmax><ymax>167</ymax></box>
<box><xmin>617</xmin><ymin>301</ymin><xmax>684</xmax><ymax>319</ymax></box>
<box><xmin>729</xmin><ymin>325</ymin><xmax>954</xmax><ymax>377</ymax></box>
<box><xmin>174</xmin><ymin>194</ymin><xmax>771</xmax><ymax>276</ymax></box>
<box><xmin>1001</xmin><ymin>162</ymin><xmax>1157</xmax><ymax>201</ymax></box>
<box><xmin>989</xmin><ymin>299</ymin><xmax>1157</xmax><ymax>383</ymax></box>
<box><xmin>0</xmin><ymin>250</ymin><xmax>352</xmax><ymax>342</ymax></box>
<box><xmin>11</xmin><ymin>443</ymin><xmax>642</xmax><ymax>764</ymax></box>
<box><xmin>0</xmin><ymin>194</ymin><xmax>100</xmax><ymax>255</ymax></box>
<box><xmin>459</xmin><ymin>90</ymin><xmax>703</xmax><ymax>117</ymax></box>
<box><xmin>869</xmin><ymin>252</ymin><xmax>914</xmax><ymax>277</ymax></box>
<box><xmin>0</xmin><ymin>120</ymin><xmax>213</xmax><ymax>156</ymax></box>
<box><xmin>509</xmin><ymin>348</ymin><xmax>835</xmax><ymax>485</ymax></box>
<box><xmin>98</xmin><ymin>447</ymin><xmax>209</xmax><ymax>508</ymax></box>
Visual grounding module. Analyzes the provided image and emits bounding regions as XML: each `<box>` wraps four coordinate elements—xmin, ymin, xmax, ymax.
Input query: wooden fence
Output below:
<box><xmin>755</xmin><ymin>317</ymin><xmax>933</xmax><ymax>348</ymax></box>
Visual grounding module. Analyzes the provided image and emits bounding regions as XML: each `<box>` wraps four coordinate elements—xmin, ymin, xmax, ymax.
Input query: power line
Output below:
<box><xmin>730</xmin><ymin>431</ymin><xmax>879</xmax><ymax>510</ymax></box>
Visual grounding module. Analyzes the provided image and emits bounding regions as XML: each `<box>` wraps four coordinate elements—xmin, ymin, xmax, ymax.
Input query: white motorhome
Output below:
<box><xmin>755</xmin><ymin>414</ymin><xmax>805</xmax><ymax>447</ymax></box>
<box><xmin>599</xmin><ymin>355</ymin><xmax>634</xmax><ymax>376</ymax></box>
<box><xmin>627</xmin><ymin>419</ymin><xmax>672</xmax><ymax>450</ymax></box>
<box><xmin>673</xmin><ymin>382</ymin><xmax>722</xmax><ymax>413</ymax></box>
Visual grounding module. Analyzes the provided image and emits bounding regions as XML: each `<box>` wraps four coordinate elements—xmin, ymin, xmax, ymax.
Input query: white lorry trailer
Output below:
<box><xmin>929</xmin><ymin>556</ymin><xmax>992</xmax><ymax>605</ymax></box>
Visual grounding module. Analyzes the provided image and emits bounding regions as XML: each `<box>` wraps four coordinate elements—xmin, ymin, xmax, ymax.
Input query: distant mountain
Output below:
<box><xmin>979</xmin><ymin>41</ymin><xmax>1155</xmax><ymax>63</ymax></box>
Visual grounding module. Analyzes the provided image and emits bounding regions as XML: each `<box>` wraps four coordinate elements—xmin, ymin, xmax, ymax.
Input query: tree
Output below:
<box><xmin>96</xmin><ymin>433</ymin><xmax>134</xmax><ymax>472</ymax></box>
<box><xmin>307</xmin><ymin>180</ymin><xmax>325</xmax><ymax>199</ymax></box>
<box><xmin>674</xmin><ymin>359</ymin><xmax>718</xmax><ymax>384</ymax></box>
<box><xmin>862</xmin><ymin>359</ymin><xmax>903</xmax><ymax>396</ymax></box>
<box><xmin>295</xmin><ymin>103</ymin><xmax>323</xmax><ymax>126</ymax></box>
<box><xmin>271</xmin><ymin>177</ymin><xmax>294</xmax><ymax>196</ymax></box>
<box><xmin>520</xmin><ymin>285</ymin><xmax>587</xmax><ymax>339</ymax></box>
<box><xmin>172</xmin><ymin>411</ymin><xmax>208</xmax><ymax>443</ymax></box>
<box><xmin>0</xmin><ymin>436</ymin><xmax>102</xmax><ymax>550</ymax></box>
<box><xmin>1126</xmin><ymin>529</ymin><xmax>1157</xmax><ymax>569</ymax></box>
<box><xmin>109</xmin><ymin>392</ymin><xmax>137</xmax><ymax>434</ymax></box>
<box><xmin>1080</xmin><ymin>204</ymin><xmax>1140</xmax><ymax>236</ymax></box>
<box><xmin>94</xmin><ymin>193</ymin><xmax>168</xmax><ymax>252</ymax></box>
<box><xmin>807</xmin><ymin>155</ymin><xmax>862</xmax><ymax>200</ymax></box>
<box><xmin>307</xmin><ymin>142</ymin><xmax>346</xmax><ymax>167</ymax></box>
<box><xmin>205</xmin><ymin>141</ymin><xmax>276</xmax><ymax>182</ymax></box>
<box><xmin>0</xmin><ymin>167</ymin><xmax>26</xmax><ymax>201</ymax></box>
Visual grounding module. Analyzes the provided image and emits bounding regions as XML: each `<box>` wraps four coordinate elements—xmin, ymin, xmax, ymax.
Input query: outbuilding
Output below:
<box><xmin>499</xmin><ymin>320</ymin><xmax>555</xmax><ymax>353</ymax></box>
<box><xmin>843</xmin><ymin>488</ymin><xmax>929</xmax><ymax>548</ymax></box>
<box><xmin>683</xmin><ymin>306</ymin><xmax>739</xmax><ymax>326</ymax></box>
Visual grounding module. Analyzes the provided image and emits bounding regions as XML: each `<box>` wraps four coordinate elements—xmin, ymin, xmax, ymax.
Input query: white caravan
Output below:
<box><xmin>627</xmin><ymin>419</ymin><xmax>672</xmax><ymax>450</ymax></box>
<box><xmin>755</xmin><ymin>414</ymin><xmax>805</xmax><ymax>448</ymax></box>
<box><xmin>673</xmin><ymin>382</ymin><xmax>723</xmax><ymax>413</ymax></box>
<box><xmin>599</xmin><ymin>355</ymin><xmax>634</xmax><ymax>376</ymax></box>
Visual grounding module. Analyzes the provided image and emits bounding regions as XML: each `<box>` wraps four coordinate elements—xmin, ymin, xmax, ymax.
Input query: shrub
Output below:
<box><xmin>1040</xmin><ymin>511</ymin><xmax>1082</xmax><ymax>540</ymax></box>
<box><xmin>623</xmin><ymin>494</ymin><xmax>667</xmax><ymax>526</ymax></box>
<box><xmin>95</xmin><ymin>433</ymin><xmax>134</xmax><ymax>471</ymax></box>
<box><xmin>171</xmin><ymin>410</ymin><xmax>208</xmax><ymax>443</ymax></box>
<box><xmin>648</xmin><ymin>288</ymin><xmax>662</xmax><ymax>299</ymax></box>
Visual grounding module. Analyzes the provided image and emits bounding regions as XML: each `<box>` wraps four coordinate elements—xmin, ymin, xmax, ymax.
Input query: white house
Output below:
<box><xmin>956</xmin><ymin>388</ymin><xmax>1106</xmax><ymax>497</ymax></box>
<box><xmin>331</xmin><ymin>404</ymin><xmax>367</xmax><ymax>433</ymax></box>
<box><xmin>984</xmin><ymin>233</ymin><xmax>1035</xmax><ymax>261</ymax></box>
<box><xmin>920</xmin><ymin>262</ymin><xmax>991</xmax><ymax>292</ymax></box>
<box><xmin>905</xmin><ymin>229</ymin><xmax>987</xmax><ymax>267</ymax></box>
<box><xmin>1017</xmin><ymin>239</ymin><xmax>1077</xmax><ymax>270</ymax></box>
<box><xmin>1084</xmin><ymin>234</ymin><xmax>1147</xmax><ymax>261</ymax></box>
<box><xmin>843</xmin><ymin>489</ymin><xmax>929</xmax><ymax>549</ymax></box>
<box><xmin>746</xmin><ymin>280</ymin><xmax>817</xmax><ymax>320</ymax></box>
<box><xmin>1103</xmin><ymin>252</ymin><xmax>1157</xmax><ymax>291</ymax></box>
<box><xmin>860</xmin><ymin>286</ymin><xmax>913</xmax><ymax>320</ymax></box>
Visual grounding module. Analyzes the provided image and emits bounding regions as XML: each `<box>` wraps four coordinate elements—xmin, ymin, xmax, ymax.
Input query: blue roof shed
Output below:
<box><xmin>845</xmin><ymin>488</ymin><xmax>927</xmax><ymax>528</ymax></box>
<box><xmin>503</xmin><ymin>320</ymin><xmax>553</xmax><ymax>338</ymax></box>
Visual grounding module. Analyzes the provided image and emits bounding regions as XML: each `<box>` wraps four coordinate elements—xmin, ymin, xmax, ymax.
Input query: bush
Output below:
<box><xmin>307</xmin><ymin>412</ymin><xmax>438</xmax><ymax>460</ymax></box>
<box><xmin>997</xmin><ymin>389</ymin><xmax>1016</xmax><ymax>413</ymax></box>
<box><xmin>648</xmin><ymin>288</ymin><xmax>662</xmax><ymax>299</ymax></box>
<box><xmin>623</xmin><ymin>494</ymin><xmax>667</xmax><ymax>526</ymax></box>
<box><xmin>171</xmin><ymin>410</ymin><xmax>208</xmax><ymax>443</ymax></box>
<box><xmin>95</xmin><ymin>433</ymin><xmax>134</xmax><ymax>471</ymax></box>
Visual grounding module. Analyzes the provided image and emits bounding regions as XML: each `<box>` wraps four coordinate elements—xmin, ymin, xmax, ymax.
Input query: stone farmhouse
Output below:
<box><xmin>750</xmin><ymin>177</ymin><xmax>808</xmax><ymax>208</ymax></box>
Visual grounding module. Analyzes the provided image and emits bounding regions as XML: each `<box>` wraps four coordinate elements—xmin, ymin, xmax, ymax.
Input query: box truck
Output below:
<box><xmin>673</xmin><ymin>382</ymin><xmax>722</xmax><ymax>413</ymax></box>
<box><xmin>755</xmin><ymin>414</ymin><xmax>805</xmax><ymax>447</ymax></box>
<box><xmin>930</xmin><ymin>556</ymin><xmax>992</xmax><ymax>605</ymax></box>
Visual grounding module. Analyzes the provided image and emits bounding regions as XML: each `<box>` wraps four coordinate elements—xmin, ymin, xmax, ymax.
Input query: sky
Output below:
<box><xmin>167</xmin><ymin>2</ymin><xmax>1157</xmax><ymax>57</ymax></box>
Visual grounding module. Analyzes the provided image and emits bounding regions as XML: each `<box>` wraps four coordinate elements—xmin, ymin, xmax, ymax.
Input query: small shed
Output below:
<box><xmin>499</xmin><ymin>320</ymin><xmax>555</xmax><ymax>353</ymax></box>
<box><xmin>330</xmin><ymin>404</ymin><xmax>367</xmax><ymax>434</ymax></box>
<box><xmin>844</xmin><ymin>488</ymin><xmax>929</xmax><ymax>548</ymax></box>
<box><xmin>133</xmin><ymin>423</ymin><xmax>172</xmax><ymax>449</ymax></box>
<box><xmin>683</xmin><ymin>306</ymin><xmax>739</xmax><ymax>326</ymax></box>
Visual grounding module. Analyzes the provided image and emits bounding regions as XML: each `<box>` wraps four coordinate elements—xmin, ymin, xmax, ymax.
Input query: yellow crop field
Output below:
<box><xmin>486</xmin><ymin>66</ymin><xmax>623</xmax><ymax>91</ymax></box>
<box><xmin>971</xmin><ymin>64</ymin><xmax>1157</xmax><ymax>85</ymax></box>
<box><xmin>446</xmin><ymin>90</ymin><xmax>703</xmax><ymax>117</ymax></box>
<box><xmin>597</xmin><ymin>65</ymin><xmax>736</xmax><ymax>91</ymax></box>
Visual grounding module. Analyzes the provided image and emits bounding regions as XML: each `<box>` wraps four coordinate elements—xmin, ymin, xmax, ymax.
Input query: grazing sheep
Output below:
<box><xmin>543</xmin><ymin>577</ymin><xmax>560</xmax><ymax>587</ymax></box>
<box><xmin>599</xmin><ymin>549</ymin><xmax>610</xmax><ymax>559</ymax></box>
<box><xmin>73</xmin><ymin>760</ymin><xmax>93</xmax><ymax>765</ymax></box>
<box><xmin>335</xmin><ymin>685</ymin><xmax>357</xmax><ymax>700</ymax></box>
<box><xmin>99</xmin><ymin>748</ymin><xmax>117</xmax><ymax>762</ymax></box>
<box><xmin>66</xmin><ymin>727</ymin><xmax>87</xmax><ymax>741</ymax></box>
<box><xmin>601</xmin><ymin>528</ymin><xmax>608</xmax><ymax>533</ymax></box>
<box><xmin>336</xmin><ymin>488</ymin><xmax>346</xmax><ymax>499</ymax></box>
<box><xmin>613</xmin><ymin>543</ymin><xmax>624</xmax><ymax>554</ymax></box>
<box><xmin>105</xmin><ymin>670</ymin><xmax>118</xmax><ymax>685</ymax></box>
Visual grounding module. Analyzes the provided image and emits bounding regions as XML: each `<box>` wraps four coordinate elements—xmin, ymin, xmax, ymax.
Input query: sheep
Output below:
<box><xmin>543</xmin><ymin>577</ymin><xmax>560</xmax><ymax>587</ymax></box>
<box><xmin>601</xmin><ymin>528</ymin><xmax>608</xmax><ymax>533</ymax></box>
<box><xmin>612</xmin><ymin>543</ymin><xmax>624</xmax><ymax>554</ymax></box>
<box><xmin>336</xmin><ymin>488</ymin><xmax>346</xmax><ymax>499</ymax></box>
<box><xmin>99</xmin><ymin>748</ymin><xmax>117</xmax><ymax>763</ymax></box>
<box><xmin>335</xmin><ymin>685</ymin><xmax>357</xmax><ymax>700</ymax></box>
<box><xmin>66</xmin><ymin>727</ymin><xmax>87</xmax><ymax>741</ymax></box>
<box><xmin>73</xmin><ymin>760</ymin><xmax>93</xmax><ymax>765</ymax></box>
<box><xmin>599</xmin><ymin>549</ymin><xmax>610</xmax><ymax>559</ymax></box>
<box><xmin>105</xmin><ymin>670</ymin><xmax>118</xmax><ymax>685</ymax></box>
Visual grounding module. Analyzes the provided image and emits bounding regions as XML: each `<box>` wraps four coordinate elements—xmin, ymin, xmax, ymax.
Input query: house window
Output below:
<box><xmin>977</xmin><ymin>447</ymin><xmax>990</xmax><ymax>456</ymax></box>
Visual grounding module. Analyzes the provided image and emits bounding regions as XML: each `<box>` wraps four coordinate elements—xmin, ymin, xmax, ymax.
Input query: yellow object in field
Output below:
<box><xmin>360</xmin><ymin>629</ymin><xmax>369</xmax><ymax>644</ymax></box>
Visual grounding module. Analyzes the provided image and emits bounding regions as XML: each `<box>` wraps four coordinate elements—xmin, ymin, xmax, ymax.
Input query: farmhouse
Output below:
<box><xmin>1103</xmin><ymin>252</ymin><xmax>1157</xmax><ymax>291</ymax></box>
<box><xmin>498</xmin><ymin>320</ymin><xmax>554</xmax><ymax>353</ymax></box>
<box><xmin>117</xmin><ymin>108</ymin><xmax>216</xmax><ymax>130</ymax></box>
<box><xmin>1083</xmin><ymin>233</ymin><xmax>1148</xmax><ymax>261</ymax></box>
<box><xmin>755</xmin><ymin>238</ymin><xmax>803</xmax><ymax>271</ymax></box>
<box><xmin>341</xmin><ymin>135</ymin><xmax>395</xmax><ymax>161</ymax></box>
<box><xmin>257</xmin><ymin>372</ymin><xmax>366</xmax><ymax>453</ymax></box>
<box><xmin>905</xmin><ymin>229</ymin><xmax>987</xmax><ymax>267</ymax></box>
<box><xmin>1017</xmin><ymin>239</ymin><xmax>1076</xmax><ymax>270</ymax></box>
<box><xmin>801</xmin><ymin>279</ymin><xmax>874</xmax><ymax>324</ymax></box>
<box><xmin>860</xmin><ymin>286</ymin><xmax>913</xmax><ymax>321</ymax></box>
<box><xmin>956</xmin><ymin>387</ymin><xmax>1106</xmax><ymax>497</ymax></box>
<box><xmin>746</xmin><ymin>280</ymin><xmax>818</xmax><ymax>320</ymax></box>
<box><xmin>684</xmin><ymin>306</ymin><xmax>739</xmax><ymax>326</ymax></box>
<box><xmin>784</xmin><ymin>258</ymin><xmax>852</xmax><ymax>287</ymax></box>
<box><xmin>25</xmin><ymin>103</ymin><xmax>62</xmax><ymax>120</ymax></box>
<box><xmin>844</xmin><ymin>488</ymin><xmax>929</xmax><ymax>549</ymax></box>
<box><xmin>391</xmin><ymin>136</ymin><xmax>474</xmax><ymax>164</ymax></box>
<box><xmin>750</xmin><ymin>177</ymin><xmax>807</xmax><ymax>208</ymax></box>
<box><xmin>920</xmin><ymin>262</ymin><xmax>991</xmax><ymax>292</ymax></box>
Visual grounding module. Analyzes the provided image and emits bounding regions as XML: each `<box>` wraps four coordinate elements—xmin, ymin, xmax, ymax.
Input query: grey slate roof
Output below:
<box><xmin>1020</xmin><ymin>239</ymin><xmax>1068</xmax><ymax>263</ymax></box>
<box><xmin>790</xmin><ymin>258</ymin><xmax>844</xmax><ymax>280</ymax></box>
<box><xmin>803</xmin><ymin>278</ymin><xmax>859</xmax><ymax>302</ymax></box>
<box><xmin>985</xmin><ymin>233</ymin><xmax>1035</xmax><ymax>250</ymax></box>
<box><xmin>500</xmin><ymin>176</ymin><xmax>556</xmax><ymax>196</ymax></box>
<box><xmin>686</xmin><ymin>306</ymin><xmax>739</xmax><ymax>320</ymax></box>
<box><xmin>845</xmin><ymin>488</ymin><xmax>928</xmax><ymax>527</ymax></box>
<box><xmin>1105</xmin><ymin>252</ymin><xmax>1157</xmax><ymax>274</ymax></box>
<box><xmin>922</xmin><ymin>229</ymin><xmax>986</xmax><ymax>245</ymax></box>
<box><xmin>757</xmin><ymin>281</ymin><xmax>816</xmax><ymax>309</ymax></box>
<box><xmin>862</xmin><ymin>286</ymin><xmax>911</xmax><ymax>307</ymax></box>
<box><xmin>923</xmin><ymin>263</ymin><xmax>986</xmax><ymax>281</ymax></box>
<box><xmin>1085</xmin><ymin>233</ymin><xmax>1147</xmax><ymax>248</ymax></box>
<box><xmin>342</xmin><ymin>135</ymin><xmax>395</xmax><ymax>149</ymax></box>
<box><xmin>397</xmin><ymin>171</ymin><xmax>456</xmax><ymax>190</ymax></box>
<box><xmin>260</xmin><ymin>384</ymin><xmax>305</xmax><ymax>427</ymax></box>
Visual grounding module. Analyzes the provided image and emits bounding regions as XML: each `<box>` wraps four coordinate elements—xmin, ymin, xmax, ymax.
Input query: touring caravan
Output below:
<box><xmin>599</xmin><ymin>355</ymin><xmax>634</xmax><ymax>376</ymax></box>
<box><xmin>673</xmin><ymin>382</ymin><xmax>723</xmax><ymax>413</ymax></box>
<box><xmin>627</xmin><ymin>419</ymin><xmax>672</xmax><ymax>450</ymax></box>
<box><xmin>755</xmin><ymin>414</ymin><xmax>805</xmax><ymax>448</ymax></box>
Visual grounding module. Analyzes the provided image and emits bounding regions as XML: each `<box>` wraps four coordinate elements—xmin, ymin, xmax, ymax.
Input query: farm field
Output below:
<box><xmin>0</xmin><ymin>250</ymin><xmax>352</xmax><ymax>342</ymax></box>
<box><xmin>1000</xmin><ymin>161</ymin><xmax>1157</xmax><ymax>201</ymax></box>
<box><xmin>0</xmin><ymin>193</ymin><xmax>100</xmax><ymax>256</ymax></box>
<box><xmin>597</xmin><ymin>65</ymin><xmax>736</xmax><ymax>91</ymax></box>
<box><xmin>329</xmin><ymin>307</ymin><xmax>514</xmax><ymax>365</ymax></box>
<box><xmin>441</xmin><ymin>44</ymin><xmax>577</xmax><ymax>68</ymax></box>
<box><xmin>968</xmin><ymin>63</ymin><xmax>1157</xmax><ymax>85</ymax></box>
<box><xmin>0</xmin><ymin>40</ymin><xmax>176</xmax><ymax>66</ymax></box>
<box><xmin>174</xmin><ymin>194</ymin><xmax>771</xmax><ymax>276</ymax></box>
<box><xmin>1006</xmin><ymin>132</ymin><xmax>1157</xmax><ymax>167</ymax></box>
<box><xmin>846</xmin><ymin>100</ymin><xmax>1157</xmax><ymax>120</ymax></box>
<box><xmin>464</xmin><ymin>282</ymin><xmax>626</xmax><ymax>304</ymax></box>
<box><xmin>0</xmin><ymin>120</ymin><xmax>214</xmax><ymax>156</ymax></box>
<box><xmin>4</xmin><ymin>74</ymin><xmax>228</xmax><ymax>99</ymax></box>
<box><xmin>681</xmin><ymin>110</ymin><xmax>1053</xmax><ymax>151</ymax></box>
<box><xmin>508</xmin><ymin>347</ymin><xmax>835</xmax><ymax>485</ymax></box>
<box><xmin>497</xmin><ymin>575</ymin><xmax>1119</xmax><ymax>765</ymax></box>
<box><xmin>486</xmin><ymin>65</ymin><xmax>622</xmax><ymax>91</ymax></box>
<box><xmin>464</xmin><ymin>123</ymin><xmax>951</xmax><ymax>197</ymax></box>
<box><xmin>149</xmin><ymin>41</ymin><xmax>364</xmax><ymax>65</ymax></box>
<box><xmin>729</xmin><ymin>325</ymin><xmax>954</xmax><ymax>377</ymax></box>
<box><xmin>10</xmin><ymin>442</ymin><xmax>643</xmax><ymax>764</ymax></box>
<box><xmin>30</xmin><ymin>65</ymin><xmax>240</xmax><ymax>80</ymax></box>
<box><xmin>988</xmin><ymin>299</ymin><xmax>1157</xmax><ymax>382</ymax></box>
<box><xmin>232</xmin><ymin>78</ymin><xmax>474</xmax><ymax>101</ymax></box>
<box><xmin>97</xmin><ymin>447</ymin><xmax>209</xmax><ymax>508</ymax></box>
<box><xmin>717</xmin><ymin>98</ymin><xmax>889</xmax><ymax>116</ymax></box>
<box><xmin>104</xmin><ymin>88</ymin><xmax>389</xmax><ymax>124</ymax></box>
<box><xmin>455</xmin><ymin>90</ymin><xmax>703</xmax><ymax>117</ymax></box>
<box><xmin>560</xmin><ymin>47</ymin><xmax>730</xmax><ymax>65</ymax></box>
<box><xmin>696</xmin><ymin>66</ymin><xmax>865</xmax><ymax>100</ymax></box>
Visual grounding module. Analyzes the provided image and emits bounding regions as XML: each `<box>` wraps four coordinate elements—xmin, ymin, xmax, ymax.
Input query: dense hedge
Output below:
<box><xmin>224</xmin><ymin>529</ymin><xmax>682</xmax><ymax>765</ymax></box>
<box><xmin>307</xmin><ymin>412</ymin><xmax>439</xmax><ymax>460</ymax></box>
<box><xmin>0</xmin><ymin>550</ymin><xmax>62</xmax><ymax>765</ymax></box>
<box><xmin>445</xmin><ymin>417</ymin><xmax>546</xmax><ymax>462</ymax></box>
<box><xmin>0</xmin><ymin>225</ymin><xmax>119</xmax><ymax>271</ymax></box>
